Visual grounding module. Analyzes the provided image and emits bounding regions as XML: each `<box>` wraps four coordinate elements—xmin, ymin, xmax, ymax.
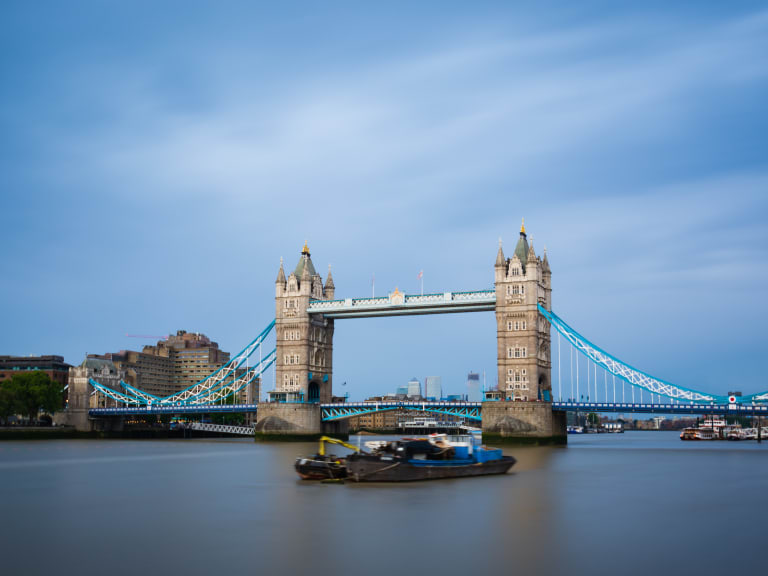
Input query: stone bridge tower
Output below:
<box><xmin>494</xmin><ymin>220</ymin><xmax>553</xmax><ymax>401</ymax></box>
<box><xmin>274</xmin><ymin>243</ymin><xmax>335</xmax><ymax>403</ymax></box>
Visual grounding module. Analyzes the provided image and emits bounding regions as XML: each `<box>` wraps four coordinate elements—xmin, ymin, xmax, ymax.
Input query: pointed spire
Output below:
<box><xmin>302</xmin><ymin>240</ymin><xmax>310</xmax><ymax>256</ymax></box>
<box><xmin>495</xmin><ymin>237</ymin><xmax>505</xmax><ymax>267</ymax></box>
<box><xmin>276</xmin><ymin>257</ymin><xmax>286</xmax><ymax>284</ymax></box>
<box><xmin>542</xmin><ymin>247</ymin><xmax>550</xmax><ymax>272</ymax></box>
<box><xmin>514</xmin><ymin>225</ymin><xmax>529</xmax><ymax>267</ymax></box>
<box><xmin>527</xmin><ymin>239</ymin><xmax>537</xmax><ymax>262</ymax></box>
<box><xmin>325</xmin><ymin>264</ymin><xmax>335</xmax><ymax>289</ymax></box>
<box><xmin>520</xmin><ymin>218</ymin><xmax>526</xmax><ymax>236</ymax></box>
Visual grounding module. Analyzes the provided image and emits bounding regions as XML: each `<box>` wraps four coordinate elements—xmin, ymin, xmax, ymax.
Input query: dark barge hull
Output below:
<box><xmin>346</xmin><ymin>455</ymin><xmax>516</xmax><ymax>482</ymax></box>
<box><xmin>295</xmin><ymin>457</ymin><xmax>347</xmax><ymax>480</ymax></box>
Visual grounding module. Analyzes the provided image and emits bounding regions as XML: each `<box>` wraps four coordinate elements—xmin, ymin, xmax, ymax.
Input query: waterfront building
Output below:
<box><xmin>0</xmin><ymin>355</ymin><xmax>71</xmax><ymax>389</ymax></box>
<box><xmin>407</xmin><ymin>377</ymin><xmax>421</xmax><ymax>398</ymax></box>
<box><xmin>424</xmin><ymin>376</ymin><xmax>441</xmax><ymax>400</ymax></box>
<box><xmin>494</xmin><ymin>221</ymin><xmax>553</xmax><ymax>401</ymax></box>
<box><xmin>90</xmin><ymin>330</ymin><xmax>248</xmax><ymax>400</ymax></box>
<box><xmin>396</xmin><ymin>385</ymin><xmax>409</xmax><ymax>396</ymax></box>
<box><xmin>466</xmin><ymin>372</ymin><xmax>481</xmax><ymax>402</ymax></box>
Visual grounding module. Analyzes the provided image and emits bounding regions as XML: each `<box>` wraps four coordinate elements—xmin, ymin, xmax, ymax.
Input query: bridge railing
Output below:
<box><xmin>308</xmin><ymin>289</ymin><xmax>496</xmax><ymax>313</ymax></box>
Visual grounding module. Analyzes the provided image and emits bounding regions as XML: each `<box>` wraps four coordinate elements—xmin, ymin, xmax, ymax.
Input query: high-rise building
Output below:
<box><xmin>406</xmin><ymin>377</ymin><xmax>421</xmax><ymax>398</ymax></box>
<box><xmin>424</xmin><ymin>376</ymin><xmax>441</xmax><ymax>400</ymax></box>
<box><xmin>466</xmin><ymin>372</ymin><xmax>481</xmax><ymax>402</ymax></box>
<box><xmin>396</xmin><ymin>385</ymin><xmax>409</xmax><ymax>396</ymax></box>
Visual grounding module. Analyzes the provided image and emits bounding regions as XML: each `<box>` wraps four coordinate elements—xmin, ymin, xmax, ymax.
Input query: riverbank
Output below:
<box><xmin>0</xmin><ymin>427</ymin><xmax>245</xmax><ymax>440</ymax></box>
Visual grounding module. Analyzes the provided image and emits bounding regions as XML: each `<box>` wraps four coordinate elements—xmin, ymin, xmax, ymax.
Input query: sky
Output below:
<box><xmin>1</xmin><ymin>1</ymin><xmax>767</xmax><ymax>401</ymax></box>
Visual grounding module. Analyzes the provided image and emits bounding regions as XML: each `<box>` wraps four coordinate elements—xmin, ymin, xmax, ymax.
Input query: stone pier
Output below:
<box><xmin>481</xmin><ymin>401</ymin><xmax>566</xmax><ymax>445</ymax></box>
<box><xmin>253</xmin><ymin>403</ymin><xmax>347</xmax><ymax>441</ymax></box>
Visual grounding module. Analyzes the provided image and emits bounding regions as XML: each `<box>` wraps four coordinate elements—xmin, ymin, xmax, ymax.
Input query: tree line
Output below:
<box><xmin>0</xmin><ymin>371</ymin><xmax>63</xmax><ymax>425</ymax></box>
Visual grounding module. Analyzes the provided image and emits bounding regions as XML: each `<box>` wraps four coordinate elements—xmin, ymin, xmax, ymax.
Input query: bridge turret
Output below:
<box><xmin>495</xmin><ymin>220</ymin><xmax>552</xmax><ymax>402</ymax></box>
<box><xmin>275</xmin><ymin>257</ymin><xmax>286</xmax><ymax>295</ymax></box>
<box><xmin>542</xmin><ymin>248</ymin><xmax>552</xmax><ymax>310</ymax></box>
<box><xmin>324</xmin><ymin>265</ymin><xmax>335</xmax><ymax>300</ymax></box>
<box><xmin>274</xmin><ymin>243</ymin><xmax>335</xmax><ymax>404</ymax></box>
<box><xmin>495</xmin><ymin>238</ymin><xmax>507</xmax><ymax>285</ymax></box>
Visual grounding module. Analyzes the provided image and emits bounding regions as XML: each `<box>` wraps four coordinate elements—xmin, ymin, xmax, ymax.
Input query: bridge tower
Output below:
<box><xmin>494</xmin><ymin>220</ymin><xmax>553</xmax><ymax>401</ymax></box>
<box><xmin>274</xmin><ymin>243</ymin><xmax>335</xmax><ymax>403</ymax></box>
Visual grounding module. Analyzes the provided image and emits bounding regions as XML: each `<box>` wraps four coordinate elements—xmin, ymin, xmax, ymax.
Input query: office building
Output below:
<box><xmin>90</xmin><ymin>330</ymin><xmax>247</xmax><ymax>400</ymax></box>
<box><xmin>406</xmin><ymin>377</ymin><xmax>421</xmax><ymax>398</ymax></box>
<box><xmin>467</xmin><ymin>372</ymin><xmax>481</xmax><ymax>402</ymax></box>
<box><xmin>424</xmin><ymin>376</ymin><xmax>441</xmax><ymax>400</ymax></box>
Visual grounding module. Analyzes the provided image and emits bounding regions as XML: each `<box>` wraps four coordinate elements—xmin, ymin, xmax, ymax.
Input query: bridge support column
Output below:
<box><xmin>254</xmin><ymin>403</ymin><xmax>348</xmax><ymax>441</ymax></box>
<box><xmin>481</xmin><ymin>401</ymin><xmax>566</xmax><ymax>445</ymax></box>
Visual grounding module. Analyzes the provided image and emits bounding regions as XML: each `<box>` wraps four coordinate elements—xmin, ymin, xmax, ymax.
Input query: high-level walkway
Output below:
<box><xmin>307</xmin><ymin>290</ymin><xmax>496</xmax><ymax>318</ymax></box>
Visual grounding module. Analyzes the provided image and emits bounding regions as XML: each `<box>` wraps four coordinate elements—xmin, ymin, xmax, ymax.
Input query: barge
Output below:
<box><xmin>345</xmin><ymin>433</ymin><xmax>516</xmax><ymax>482</ymax></box>
<box><xmin>294</xmin><ymin>436</ymin><xmax>362</xmax><ymax>480</ymax></box>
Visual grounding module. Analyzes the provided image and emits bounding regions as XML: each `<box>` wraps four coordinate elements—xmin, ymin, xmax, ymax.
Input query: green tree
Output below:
<box><xmin>7</xmin><ymin>372</ymin><xmax>63</xmax><ymax>424</ymax></box>
<box><xmin>587</xmin><ymin>412</ymin><xmax>600</xmax><ymax>427</ymax></box>
<box><xmin>0</xmin><ymin>385</ymin><xmax>18</xmax><ymax>425</ymax></box>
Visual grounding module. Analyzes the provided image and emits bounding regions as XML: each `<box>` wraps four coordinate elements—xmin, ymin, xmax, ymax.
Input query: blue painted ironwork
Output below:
<box><xmin>88</xmin><ymin>379</ymin><xmax>142</xmax><ymax>406</ymax></box>
<box><xmin>552</xmin><ymin>401</ymin><xmax>768</xmax><ymax>416</ymax></box>
<box><xmin>159</xmin><ymin>320</ymin><xmax>275</xmax><ymax>404</ymax></box>
<box><xmin>308</xmin><ymin>290</ymin><xmax>496</xmax><ymax>318</ymax></box>
<box><xmin>320</xmin><ymin>401</ymin><xmax>482</xmax><ymax>421</ymax></box>
<box><xmin>119</xmin><ymin>380</ymin><xmax>160</xmax><ymax>403</ymax></box>
<box><xmin>88</xmin><ymin>400</ymin><xmax>768</xmax><ymax>419</ymax></box>
<box><xmin>89</xmin><ymin>320</ymin><xmax>276</xmax><ymax>408</ymax></box>
<box><xmin>538</xmin><ymin>304</ymin><xmax>728</xmax><ymax>404</ymax></box>
<box><xmin>90</xmin><ymin>403</ymin><xmax>260</xmax><ymax>416</ymax></box>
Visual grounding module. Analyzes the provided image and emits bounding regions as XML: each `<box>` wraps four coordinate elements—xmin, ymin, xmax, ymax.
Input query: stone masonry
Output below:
<box><xmin>274</xmin><ymin>243</ymin><xmax>335</xmax><ymax>403</ymax></box>
<box><xmin>494</xmin><ymin>220</ymin><xmax>553</xmax><ymax>401</ymax></box>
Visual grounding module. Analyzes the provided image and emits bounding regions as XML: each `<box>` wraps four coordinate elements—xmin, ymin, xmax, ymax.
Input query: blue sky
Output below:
<box><xmin>1</xmin><ymin>1</ymin><xmax>767</xmax><ymax>400</ymax></box>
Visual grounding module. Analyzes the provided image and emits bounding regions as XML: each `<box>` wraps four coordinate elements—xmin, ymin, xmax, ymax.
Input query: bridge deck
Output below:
<box><xmin>307</xmin><ymin>290</ymin><xmax>496</xmax><ymax>318</ymax></box>
<box><xmin>552</xmin><ymin>401</ymin><xmax>768</xmax><ymax>415</ymax></box>
<box><xmin>86</xmin><ymin>401</ymin><xmax>768</xmax><ymax>418</ymax></box>
<box><xmin>89</xmin><ymin>404</ymin><xmax>259</xmax><ymax>416</ymax></box>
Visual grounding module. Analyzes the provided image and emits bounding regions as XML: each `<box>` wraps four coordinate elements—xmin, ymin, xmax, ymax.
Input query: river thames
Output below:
<box><xmin>1</xmin><ymin>432</ymin><xmax>765</xmax><ymax>576</ymax></box>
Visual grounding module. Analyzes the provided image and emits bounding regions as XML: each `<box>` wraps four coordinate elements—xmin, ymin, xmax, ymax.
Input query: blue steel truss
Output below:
<box><xmin>89</xmin><ymin>379</ymin><xmax>142</xmax><ymax>406</ymax></box>
<box><xmin>159</xmin><ymin>320</ymin><xmax>275</xmax><ymax>404</ymax></box>
<box><xmin>89</xmin><ymin>320</ymin><xmax>276</xmax><ymax>407</ymax></box>
<box><xmin>320</xmin><ymin>401</ymin><xmax>482</xmax><ymax>422</ymax></box>
<box><xmin>538</xmin><ymin>304</ymin><xmax>732</xmax><ymax>404</ymax></box>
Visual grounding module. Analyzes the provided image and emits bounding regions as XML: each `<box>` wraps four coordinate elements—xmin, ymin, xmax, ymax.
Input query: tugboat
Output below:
<box><xmin>294</xmin><ymin>436</ymin><xmax>364</xmax><ymax>480</ymax></box>
<box><xmin>345</xmin><ymin>433</ymin><xmax>516</xmax><ymax>482</ymax></box>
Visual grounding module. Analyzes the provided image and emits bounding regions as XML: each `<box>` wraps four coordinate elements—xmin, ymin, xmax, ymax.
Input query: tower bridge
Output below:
<box><xmin>76</xmin><ymin>221</ymin><xmax>768</xmax><ymax>440</ymax></box>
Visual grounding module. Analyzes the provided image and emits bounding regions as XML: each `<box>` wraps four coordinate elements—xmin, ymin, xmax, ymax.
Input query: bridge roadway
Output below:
<box><xmin>89</xmin><ymin>401</ymin><xmax>768</xmax><ymax>419</ymax></box>
<box><xmin>90</xmin><ymin>403</ymin><xmax>259</xmax><ymax>416</ymax></box>
<box><xmin>552</xmin><ymin>401</ymin><xmax>768</xmax><ymax>416</ymax></box>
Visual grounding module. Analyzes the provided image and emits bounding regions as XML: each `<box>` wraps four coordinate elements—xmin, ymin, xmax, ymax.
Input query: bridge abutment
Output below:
<box><xmin>481</xmin><ymin>401</ymin><xmax>566</xmax><ymax>445</ymax></box>
<box><xmin>254</xmin><ymin>403</ymin><xmax>348</xmax><ymax>441</ymax></box>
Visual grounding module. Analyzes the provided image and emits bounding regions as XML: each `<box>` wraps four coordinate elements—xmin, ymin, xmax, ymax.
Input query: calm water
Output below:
<box><xmin>1</xmin><ymin>432</ymin><xmax>765</xmax><ymax>576</ymax></box>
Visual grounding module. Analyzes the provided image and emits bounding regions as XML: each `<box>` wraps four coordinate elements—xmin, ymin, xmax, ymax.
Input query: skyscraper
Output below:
<box><xmin>406</xmin><ymin>377</ymin><xmax>421</xmax><ymax>398</ymax></box>
<box><xmin>424</xmin><ymin>376</ymin><xmax>442</xmax><ymax>400</ymax></box>
<box><xmin>467</xmin><ymin>372</ymin><xmax>481</xmax><ymax>402</ymax></box>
